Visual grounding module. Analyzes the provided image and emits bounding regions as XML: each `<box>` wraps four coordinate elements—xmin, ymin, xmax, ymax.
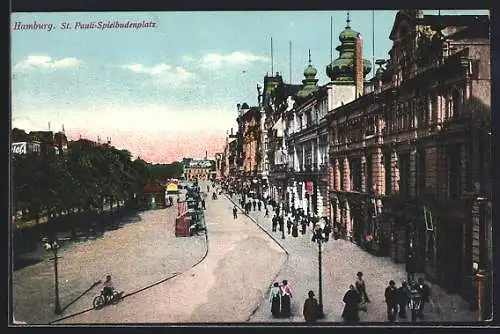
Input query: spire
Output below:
<box><xmin>346</xmin><ymin>11</ymin><xmax>351</xmax><ymax>28</ymax></box>
<box><xmin>296</xmin><ymin>50</ymin><xmax>318</xmax><ymax>100</ymax></box>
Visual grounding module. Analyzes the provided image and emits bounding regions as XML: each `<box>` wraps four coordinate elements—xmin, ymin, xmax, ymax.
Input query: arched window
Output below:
<box><xmin>452</xmin><ymin>89</ymin><xmax>461</xmax><ymax>118</ymax></box>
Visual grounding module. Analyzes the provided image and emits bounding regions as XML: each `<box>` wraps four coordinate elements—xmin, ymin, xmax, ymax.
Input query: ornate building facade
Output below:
<box><xmin>237</xmin><ymin>103</ymin><xmax>263</xmax><ymax>192</ymax></box>
<box><xmin>326</xmin><ymin>10</ymin><xmax>491</xmax><ymax>306</ymax></box>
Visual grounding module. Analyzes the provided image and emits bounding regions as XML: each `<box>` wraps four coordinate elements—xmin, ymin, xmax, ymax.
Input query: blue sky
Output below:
<box><xmin>11</xmin><ymin>10</ymin><xmax>488</xmax><ymax>163</ymax></box>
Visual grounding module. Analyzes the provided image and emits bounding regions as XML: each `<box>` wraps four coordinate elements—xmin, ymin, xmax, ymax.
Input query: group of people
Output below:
<box><xmin>341</xmin><ymin>272</ymin><xmax>370</xmax><ymax>323</ymax></box>
<box><xmin>268</xmin><ymin>280</ymin><xmax>293</xmax><ymax>318</ymax></box>
<box><xmin>384</xmin><ymin>277</ymin><xmax>431</xmax><ymax>322</ymax></box>
<box><xmin>340</xmin><ymin>270</ymin><xmax>431</xmax><ymax>323</ymax></box>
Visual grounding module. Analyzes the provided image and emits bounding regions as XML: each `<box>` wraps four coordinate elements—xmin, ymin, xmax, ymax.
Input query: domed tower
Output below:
<box><xmin>296</xmin><ymin>50</ymin><xmax>319</xmax><ymax>101</ymax></box>
<box><xmin>326</xmin><ymin>12</ymin><xmax>371</xmax><ymax>85</ymax></box>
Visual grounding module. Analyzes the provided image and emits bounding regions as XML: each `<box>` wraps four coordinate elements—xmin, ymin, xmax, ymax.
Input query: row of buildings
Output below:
<box><xmin>11</xmin><ymin>127</ymin><xmax>70</xmax><ymax>155</ymax></box>
<box><xmin>215</xmin><ymin>10</ymin><xmax>491</xmax><ymax>312</ymax></box>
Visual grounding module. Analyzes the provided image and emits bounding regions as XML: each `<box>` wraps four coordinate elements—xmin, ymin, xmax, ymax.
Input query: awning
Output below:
<box><xmin>166</xmin><ymin>183</ymin><xmax>178</xmax><ymax>192</ymax></box>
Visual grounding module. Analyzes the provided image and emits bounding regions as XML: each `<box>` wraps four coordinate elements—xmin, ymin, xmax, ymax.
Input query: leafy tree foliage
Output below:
<box><xmin>12</xmin><ymin>140</ymin><xmax>157</xmax><ymax>225</ymax></box>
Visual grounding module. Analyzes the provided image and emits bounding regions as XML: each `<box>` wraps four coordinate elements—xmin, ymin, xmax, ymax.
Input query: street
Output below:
<box><xmin>12</xmin><ymin>183</ymin><xmax>476</xmax><ymax>324</ymax></box>
<box><xmin>227</xmin><ymin>194</ymin><xmax>476</xmax><ymax>323</ymax></box>
<box><xmin>58</xmin><ymin>182</ymin><xmax>286</xmax><ymax>323</ymax></box>
<box><xmin>12</xmin><ymin>206</ymin><xmax>206</xmax><ymax>324</ymax></box>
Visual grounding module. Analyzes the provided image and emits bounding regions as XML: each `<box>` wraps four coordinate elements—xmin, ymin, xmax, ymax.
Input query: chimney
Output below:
<box><xmin>205</xmin><ymin>151</ymin><xmax>208</xmax><ymax>159</ymax></box>
<box><xmin>237</xmin><ymin>103</ymin><xmax>241</xmax><ymax>111</ymax></box>
<box><xmin>231</xmin><ymin>128</ymin><xmax>233</xmax><ymax>135</ymax></box>
<box><xmin>355</xmin><ymin>33</ymin><xmax>364</xmax><ymax>97</ymax></box>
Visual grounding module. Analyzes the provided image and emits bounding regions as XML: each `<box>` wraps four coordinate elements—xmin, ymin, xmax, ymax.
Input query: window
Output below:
<box><xmin>340</xmin><ymin>163</ymin><xmax>345</xmax><ymax>191</ymax></box>
<box><xmin>430</xmin><ymin>94</ymin><xmax>437</xmax><ymax>123</ymax></box>
<box><xmin>447</xmin><ymin>144</ymin><xmax>461</xmax><ymax>199</ymax></box>
<box><xmin>384</xmin><ymin>153</ymin><xmax>392</xmax><ymax>195</ymax></box>
<box><xmin>351</xmin><ymin>157</ymin><xmax>362</xmax><ymax>192</ymax></box>
<box><xmin>416</xmin><ymin>148</ymin><xmax>426</xmax><ymax>196</ymax></box>
<box><xmin>452</xmin><ymin>89</ymin><xmax>461</xmax><ymax>118</ymax></box>
<box><xmin>399</xmin><ymin>152</ymin><xmax>410</xmax><ymax>196</ymax></box>
<box><xmin>417</xmin><ymin>98</ymin><xmax>425</xmax><ymax>127</ymax></box>
<box><xmin>366</xmin><ymin>154</ymin><xmax>373</xmax><ymax>193</ymax></box>
<box><xmin>306</xmin><ymin>109</ymin><xmax>313</xmax><ymax>127</ymax></box>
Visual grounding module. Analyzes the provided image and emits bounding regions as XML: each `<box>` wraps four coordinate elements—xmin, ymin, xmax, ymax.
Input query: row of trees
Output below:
<box><xmin>12</xmin><ymin>140</ymin><xmax>160</xmax><ymax>226</ymax></box>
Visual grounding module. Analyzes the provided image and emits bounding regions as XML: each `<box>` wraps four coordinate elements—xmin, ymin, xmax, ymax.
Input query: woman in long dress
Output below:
<box><xmin>280</xmin><ymin>280</ymin><xmax>293</xmax><ymax>317</ymax></box>
<box><xmin>342</xmin><ymin>284</ymin><xmax>361</xmax><ymax>323</ymax></box>
<box><xmin>269</xmin><ymin>282</ymin><xmax>281</xmax><ymax>317</ymax></box>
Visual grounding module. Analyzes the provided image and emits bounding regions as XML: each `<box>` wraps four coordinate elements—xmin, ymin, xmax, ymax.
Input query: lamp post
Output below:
<box><xmin>41</xmin><ymin>236</ymin><xmax>62</xmax><ymax>315</ymax></box>
<box><xmin>312</xmin><ymin>224</ymin><xmax>327</xmax><ymax>319</ymax></box>
<box><xmin>475</xmin><ymin>268</ymin><xmax>486</xmax><ymax>321</ymax></box>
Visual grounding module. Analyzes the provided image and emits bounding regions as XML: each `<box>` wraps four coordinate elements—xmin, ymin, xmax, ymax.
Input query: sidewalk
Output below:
<box><xmin>12</xmin><ymin>206</ymin><xmax>207</xmax><ymax>324</ymax></box>
<box><xmin>227</xmin><ymin>194</ymin><xmax>476</xmax><ymax>323</ymax></box>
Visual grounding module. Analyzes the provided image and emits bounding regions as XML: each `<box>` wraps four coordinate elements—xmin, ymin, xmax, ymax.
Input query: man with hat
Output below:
<box><xmin>303</xmin><ymin>290</ymin><xmax>320</xmax><ymax>323</ymax></box>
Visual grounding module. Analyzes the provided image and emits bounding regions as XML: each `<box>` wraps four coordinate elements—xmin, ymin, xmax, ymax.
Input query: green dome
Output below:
<box><xmin>304</xmin><ymin>64</ymin><xmax>317</xmax><ymax>77</ymax></box>
<box><xmin>296</xmin><ymin>51</ymin><xmax>318</xmax><ymax>100</ymax></box>
<box><xmin>326</xmin><ymin>15</ymin><xmax>372</xmax><ymax>82</ymax></box>
<box><xmin>339</xmin><ymin>26</ymin><xmax>359</xmax><ymax>42</ymax></box>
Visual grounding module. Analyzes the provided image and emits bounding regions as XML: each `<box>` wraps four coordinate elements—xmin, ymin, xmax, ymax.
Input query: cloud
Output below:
<box><xmin>181</xmin><ymin>55</ymin><xmax>196</xmax><ymax>63</ymax></box>
<box><xmin>122</xmin><ymin>63</ymin><xmax>172</xmax><ymax>75</ymax></box>
<box><xmin>122</xmin><ymin>63</ymin><xmax>195</xmax><ymax>85</ymax></box>
<box><xmin>199</xmin><ymin>51</ymin><xmax>269</xmax><ymax>69</ymax></box>
<box><xmin>13</xmin><ymin>55</ymin><xmax>81</xmax><ymax>71</ymax></box>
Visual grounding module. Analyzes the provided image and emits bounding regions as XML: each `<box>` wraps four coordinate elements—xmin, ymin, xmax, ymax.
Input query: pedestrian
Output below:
<box><xmin>280</xmin><ymin>280</ymin><xmax>293</xmax><ymax>317</ymax></box>
<box><xmin>258</xmin><ymin>201</ymin><xmax>262</xmax><ymax>211</ymax></box>
<box><xmin>303</xmin><ymin>290</ymin><xmax>320</xmax><ymax>323</ymax></box>
<box><xmin>322</xmin><ymin>219</ymin><xmax>331</xmax><ymax>242</ymax></box>
<box><xmin>333</xmin><ymin>222</ymin><xmax>339</xmax><ymax>240</ymax></box>
<box><xmin>342</xmin><ymin>284</ymin><xmax>361</xmax><ymax>323</ymax></box>
<box><xmin>272</xmin><ymin>215</ymin><xmax>278</xmax><ymax>232</ymax></box>
<box><xmin>264</xmin><ymin>206</ymin><xmax>269</xmax><ymax>217</ymax></box>
<box><xmin>269</xmin><ymin>282</ymin><xmax>282</xmax><ymax>318</ymax></box>
<box><xmin>286</xmin><ymin>217</ymin><xmax>292</xmax><ymax>235</ymax></box>
<box><xmin>355</xmin><ymin>271</ymin><xmax>371</xmax><ymax>303</ymax></box>
<box><xmin>301</xmin><ymin>218</ymin><xmax>307</xmax><ymax>235</ymax></box>
<box><xmin>406</xmin><ymin>252</ymin><xmax>416</xmax><ymax>283</ymax></box>
<box><xmin>397</xmin><ymin>280</ymin><xmax>410</xmax><ymax>319</ymax></box>
<box><xmin>253</xmin><ymin>200</ymin><xmax>257</xmax><ymax>211</ymax></box>
<box><xmin>201</xmin><ymin>198</ymin><xmax>206</xmax><ymax>210</ymax></box>
<box><xmin>385</xmin><ymin>280</ymin><xmax>399</xmax><ymax>322</ymax></box>
<box><xmin>233</xmin><ymin>206</ymin><xmax>238</xmax><ymax>219</ymax></box>
<box><xmin>416</xmin><ymin>277</ymin><xmax>430</xmax><ymax>319</ymax></box>
<box><xmin>292</xmin><ymin>222</ymin><xmax>298</xmax><ymax>237</ymax></box>
<box><xmin>278</xmin><ymin>215</ymin><xmax>284</xmax><ymax>232</ymax></box>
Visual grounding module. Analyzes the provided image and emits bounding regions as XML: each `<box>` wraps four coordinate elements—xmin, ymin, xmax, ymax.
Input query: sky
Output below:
<box><xmin>11</xmin><ymin>10</ymin><xmax>488</xmax><ymax>163</ymax></box>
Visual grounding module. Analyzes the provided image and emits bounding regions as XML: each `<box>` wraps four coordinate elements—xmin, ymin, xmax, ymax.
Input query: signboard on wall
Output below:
<box><xmin>306</xmin><ymin>181</ymin><xmax>313</xmax><ymax>194</ymax></box>
<box><xmin>11</xmin><ymin>142</ymin><xmax>27</xmax><ymax>154</ymax></box>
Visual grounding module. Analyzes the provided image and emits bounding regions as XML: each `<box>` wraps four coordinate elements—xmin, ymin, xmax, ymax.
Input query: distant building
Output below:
<box><xmin>11</xmin><ymin>127</ymin><xmax>68</xmax><ymax>155</ymax></box>
<box><xmin>183</xmin><ymin>158</ymin><xmax>215</xmax><ymax>181</ymax></box>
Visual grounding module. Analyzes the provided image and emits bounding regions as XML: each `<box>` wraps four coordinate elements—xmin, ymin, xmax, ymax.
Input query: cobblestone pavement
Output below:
<box><xmin>59</xmin><ymin>182</ymin><xmax>286</xmax><ymax>323</ymax></box>
<box><xmin>12</xmin><ymin>206</ymin><xmax>207</xmax><ymax>324</ymax></box>
<box><xmin>226</xmin><ymin>194</ymin><xmax>476</xmax><ymax>324</ymax></box>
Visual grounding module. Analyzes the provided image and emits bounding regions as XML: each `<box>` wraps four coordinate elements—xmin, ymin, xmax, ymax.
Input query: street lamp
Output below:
<box><xmin>41</xmin><ymin>236</ymin><xmax>62</xmax><ymax>314</ymax></box>
<box><xmin>311</xmin><ymin>223</ymin><xmax>328</xmax><ymax>319</ymax></box>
